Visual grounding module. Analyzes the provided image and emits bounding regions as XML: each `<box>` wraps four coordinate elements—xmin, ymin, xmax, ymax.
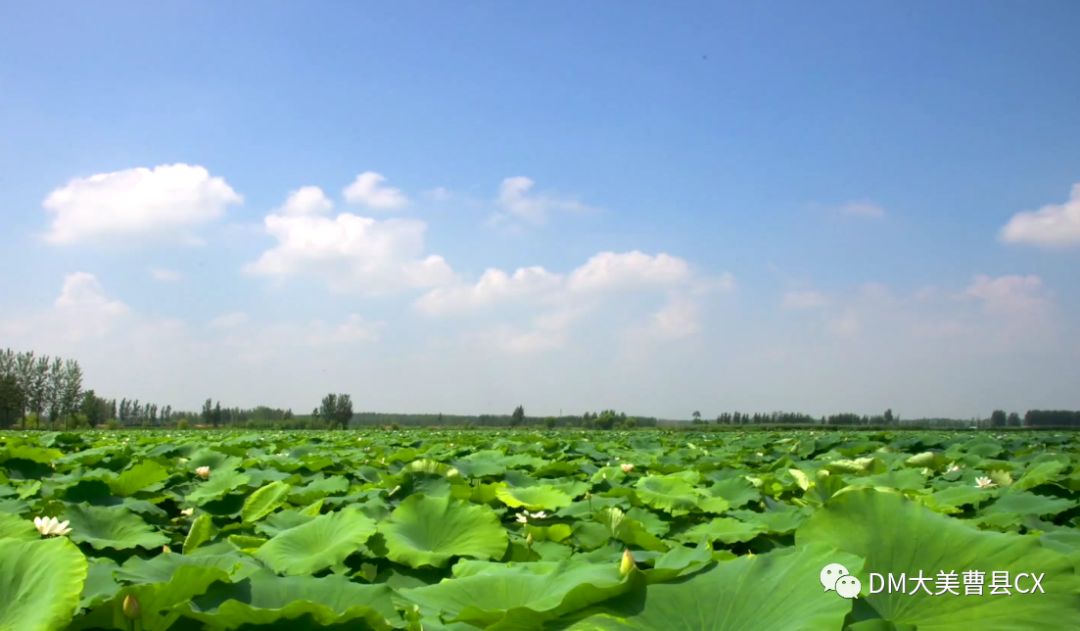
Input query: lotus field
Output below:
<box><xmin>1</xmin><ymin>430</ymin><xmax>1078</xmax><ymax>630</ymax></box>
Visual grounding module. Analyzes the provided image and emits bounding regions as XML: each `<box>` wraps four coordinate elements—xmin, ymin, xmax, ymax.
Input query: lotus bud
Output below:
<box><xmin>525</xmin><ymin>532</ymin><xmax>534</xmax><ymax>547</ymax></box>
<box><xmin>122</xmin><ymin>594</ymin><xmax>140</xmax><ymax>620</ymax></box>
<box><xmin>620</xmin><ymin>463</ymin><xmax>635</xmax><ymax>473</ymax></box>
<box><xmin>162</xmin><ymin>545</ymin><xmax>171</xmax><ymax>553</ymax></box>
<box><xmin>619</xmin><ymin>549</ymin><xmax>635</xmax><ymax>577</ymax></box>
<box><xmin>195</xmin><ymin>466</ymin><xmax>211</xmax><ymax>479</ymax></box>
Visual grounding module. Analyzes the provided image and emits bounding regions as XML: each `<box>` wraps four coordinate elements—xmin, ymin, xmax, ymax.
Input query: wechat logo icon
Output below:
<box><xmin>821</xmin><ymin>563</ymin><xmax>861</xmax><ymax>599</ymax></box>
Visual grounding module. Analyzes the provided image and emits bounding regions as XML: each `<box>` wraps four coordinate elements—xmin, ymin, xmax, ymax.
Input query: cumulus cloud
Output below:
<box><xmin>48</xmin><ymin>273</ymin><xmax>130</xmax><ymax>341</ymax></box>
<box><xmin>782</xmin><ymin>290</ymin><xmax>829</xmax><ymax>310</ymax></box>
<box><xmin>417</xmin><ymin>250</ymin><xmax>729</xmax><ymax>352</ymax></box>
<box><xmin>280</xmin><ymin>186</ymin><xmax>333</xmax><ymax>216</ymax></box>
<box><xmin>836</xmin><ymin>200</ymin><xmax>886</xmax><ymax>219</ymax></box>
<box><xmin>652</xmin><ymin>295</ymin><xmax>701</xmax><ymax>339</ymax></box>
<box><xmin>246</xmin><ymin>184</ymin><xmax>455</xmax><ymax>293</ymax></box>
<box><xmin>415</xmin><ymin>267</ymin><xmax>564</xmax><ymax>316</ymax></box>
<box><xmin>43</xmin><ymin>163</ymin><xmax>242</xmax><ymax>244</ymax></box>
<box><xmin>494</xmin><ymin>176</ymin><xmax>595</xmax><ymax>225</ymax></box>
<box><xmin>999</xmin><ymin>184</ymin><xmax>1080</xmax><ymax>248</ymax></box>
<box><xmin>343</xmin><ymin>172</ymin><xmax>409</xmax><ymax>210</ymax></box>
<box><xmin>567</xmin><ymin>251</ymin><xmax>691</xmax><ymax>293</ymax></box>
<box><xmin>963</xmin><ymin>274</ymin><xmax>1048</xmax><ymax>317</ymax></box>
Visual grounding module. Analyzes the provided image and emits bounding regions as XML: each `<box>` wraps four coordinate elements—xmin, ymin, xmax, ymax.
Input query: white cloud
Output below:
<box><xmin>415</xmin><ymin>266</ymin><xmax>564</xmax><ymax>316</ymax></box>
<box><xmin>652</xmin><ymin>295</ymin><xmax>701</xmax><ymax>339</ymax></box>
<box><xmin>280</xmin><ymin>186</ymin><xmax>333</xmax><ymax>216</ymax></box>
<box><xmin>567</xmin><ymin>251</ymin><xmax>690</xmax><ymax>292</ymax></box>
<box><xmin>999</xmin><ymin>184</ymin><xmax>1080</xmax><ymax>248</ymax></box>
<box><xmin>343</xmin><ymin>172</ymin><xmax>408</xmax><ymax>210</ymax></box>
<box><xmin>149</xmin><ymin>267</ymin><xmax>183</xmax><ymax>282</ymax></box>
<box><xmin>246</xmin><ymin>186</ymin><xmax>454</xmax><ymax>293</ymax></box>
<box><xmin>51</xmin><ymin>273</ymin><xmax>130</xmax><ymax>341</ymax></box>
<box><xmin>43</xmin><ymin>163</ymin><xmax>242</xmax><ymax>244</ymax></box>
<box><xmin>210</xmin><ymin>312</ymin><xmax>249</xmax><ymax>329</ymax></box>
<box><xmin>417</xmin><ymin>250</ymin><xmax>726</xmax><ymax>353</ymax></box>
<box><xmin>782</xmin><ymin>290</ymin><xmax>828</xmax><ymax>310</ymax></box>
<box><xmin>494</xmin><ymin>176</ymin><xmax>595</xmax><ymax>225</ymax></box>
<box><xmin>963</xmin><ymin>274</ymin><xmax>1047</xmax><ymax>317</ymax></box>
<box><xmin>837</xmin><ymin>200</ymin><xmax>886</xmax><ymax>219</ymax></box>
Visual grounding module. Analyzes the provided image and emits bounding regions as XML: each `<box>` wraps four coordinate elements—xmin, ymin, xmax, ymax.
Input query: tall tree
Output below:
<box><xmin>0</xmin><ymin>374</ymin><xmax>24</xmax><ymax>429</ymax></box>
<box><xmin>511</xmin><ymin>405</ymin><xmax>525</xmax><ymax>427</ymax></box>
<box><xmin>990</xmin><ymin>409</ymin><xmax>1007</xmax><ymax>428</ymax></box>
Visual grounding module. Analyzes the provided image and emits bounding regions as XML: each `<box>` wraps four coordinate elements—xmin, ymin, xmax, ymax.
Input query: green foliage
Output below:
<box><xmin>0</xmin><ymin>428</ymin><xmax>1077</xmax><ymax>629</ymax></box>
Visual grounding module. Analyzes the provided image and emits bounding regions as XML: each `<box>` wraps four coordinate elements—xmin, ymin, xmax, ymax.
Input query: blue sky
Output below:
<box><xmin>1</xmin><ymin>2</ymin><xmax>1079</xmax><ymax>418</ymax></box>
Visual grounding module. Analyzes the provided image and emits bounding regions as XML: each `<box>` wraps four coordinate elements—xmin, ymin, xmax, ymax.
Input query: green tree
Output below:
<box><xmin>1007</xmin><ymin>412</ymin><xmax>1021</xmax><ymax>427</ymax></box>
<box><xmin>990</xmin><ymin>409</ymin><xmax>1007</xmax><ymax>428</ymax></box>
<box><xmin>319</xmin><ymin>393</ymin><xmax>353</xmax><ymax>428</ymax></box>
<box><xmin>511</xmin><ymin>405</ymin><xmax>525</xmax><ymax>427</ymax></box>
<box><xmin>0</xmin><ymin>374</ymin><xmax>24</xmax><ymax>429</ymax></box>
<box><xmin>79</xmin><ymin>390</ymin><xmax>109</xmax><ymax>428</ymax></box>
<box><xmin>692</xmin><ymin>410</ymin><xmax>702</xmax><ymax>423</ymax></box>
<box><xmin>884</xmin><ymin>408</ymin><xmax>895</xmax><ymax>425</ymax></box>
<box><xmin>595</xmin><ymin>409</ymin><xmax>618</xmax><ymax>430</ymax></box>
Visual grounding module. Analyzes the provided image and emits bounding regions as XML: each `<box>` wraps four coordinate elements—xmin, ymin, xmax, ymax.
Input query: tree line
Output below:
<box><xmin>3</xmin><ymin>347</ymin><xmax>1080</xmax><ymax>430</ymax></box>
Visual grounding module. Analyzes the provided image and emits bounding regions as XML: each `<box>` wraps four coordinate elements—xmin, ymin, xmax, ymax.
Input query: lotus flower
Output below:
<box><xmin>33</xmin><ymin>516</ymin><xmax>72</xmax><ymax>537</ymax></box>
<box><xmin>195</xmin><ymin>466</ymin><xmax>211</xmax><ymax>479</ymax></box>
<box><xmin>180</xmin><ymin>507</ymin><xmax>194</xmax><ymax>517</ymax></box>
<box><xmin>515</xmin><ymin>510</ymin><xmax>548</xmax><ymax>523</ymax></box>
<box><xmin>975</xmin><ymin>476</ymin><xmax>996</xmax><ymax>489</ymax></box>
<box><xmin>620</xmin><ymin>549</ymin><xmax>635</xmax><ymax>576</ymax></box>
<box><xmin>946</xmin><ymin>463</ymin><xmax>961</xmax><ymax>473</ymax></box>
<box><xmin>620</xmin><ymin>463</ymin><xmax>635</xmax><ymax>473</ymax></box>
<box><xmin>122</xmin><ymin>594</ymin><xmax>140</xmax><ymax>620</ymax></box>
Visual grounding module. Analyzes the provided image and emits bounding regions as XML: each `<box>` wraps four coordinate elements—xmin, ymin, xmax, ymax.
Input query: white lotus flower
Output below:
<box><xmin>515</xmin><ymin>510</ymin><xmax>549</xmax><ymax>524</ymax></box>
<box><xmin>975</xmin><ymin>476</ymin><xmax>996</xmax><ymax>489</ymax></box>
<box><xmin>946</xmin><ymin>463</ymin><xmax>961</xmax><ymax>473</ymax></box>
<box><xmin>33</xmin><ymin>516</ymin><xmax>72</xmax><ymax>537</ymax></box>
<box><xmin>195</xmin><ymin>466</ymin><xmax>211</xmax><ymax>479</ymax></box>
<box><xmin>180</xmin><ymin>507</ymin><xmax>194</xmax><ymax>517</ymax></box>
<box><xmin>620</xmin><ymin>463</ymin><xmax>635</xmax><ymax>473</ymax></box>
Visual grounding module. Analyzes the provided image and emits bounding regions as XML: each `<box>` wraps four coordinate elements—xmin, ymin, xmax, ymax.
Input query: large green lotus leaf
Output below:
<box><xmin>288</xmin><ymin>474</ymin><xmax>349</xmax><ymax>505</ymax></box>
<box><xmin>796</xmin><ymin>489</ymin><xmax>1080</xmax><ymax>629</ymax></box>
<box><xmin>108</xmin><ymin>460</ymin><xmax>171</xmax><ymax>496</ymax></box>
<box><xmin>564</xmin><ymin>544</ymin><xmax>860</xmax><ymax>630</ymax></box>
<box><xmin>0</xmin><ymin>537</ymin><xmax>88</xmax><ymax>631</ymax></box>
<box><xmin>495</xmin><ymin>484</ymin><xmax>572</xmax><ymax>511</ymax></box>
<box><xmin>1012</xmin><ymin>460</ymin><xmax>1069</xmax><ymax>492</ymax></box>
<box><xmin>0</xmin><ymin>512</ymin><xmax>37</xmax><ymax>540</ymax></box>
<box><xmin>187</xmin><ymin>570</ymin><xmax>398</xmax><ymax>630</ymax></box>
<box><xmin>65</xmin><ymin>503</ymin><xmax>170</xmax><ymax>550</ymax></box>
<box><xmin>918</xmin><ymin>485</ymin><xmax>989</xmax><ymax>515</ymax></box>
<box><xmin>184</xmin><ymin>512</ymin><xmax>216</xmax><ymax>553</ymax></box>
<box><xmin>82</xmin><ymin>565</ymin><xmax>235</xmax><ymax>631</ymax></box>
<box><xmin>976</xmin><ymin>490</ymin><xmax>1076</xmax><ymax>525</ymax></box>
<box><xmin>1</xmin><ymin>444</ymin><xmax>63</xmax><ymax>464</ymax></box>
<box><xmin>254</xmin><ymin>507</ymin><xmax>318</xmax><ymax>537</ymax></box>
<box><xmin>117</xmin><ymin>551</ymin><xmax>260</xmax><ymax>585</ymax></box>
<box><xmin>241</xmin><ymin>480</ymin><xmax>291</xmax><ymax>523</ymax></box>
<box><xmin>645</xmin><ymin>542</ymin><xmax>713</xmax><ymax>583</ymax></box>
<box><xmin>379</xmin><ymin>494</ymin><xmax>508</xmax><ymax>568</ymax></box>
<box><xmin>80</xmin><ymin>557</ymin><xmax>121</xmax><ymax>610</ymax></box>
<box><xmin>400</xmin><ymin>559</ymin><xmax>643</xmax><ymax>627</ymax></box>
<box><xmin>187</xmin><ymin>469</ymin><xmax>252</xmax><ymax>505</ymax></box>
<box><xmin>255</xmin><ymin>507</ymin><xmax>376</xmax><ymax>575</ymax></box>
<box><xmin>634</xmin><ymin>475</ymin><xmax>700</xmax><ymax>516</ymax></box>
<box><xmin>675</xmin><ymin>517</ymin><xmax>764</xmax><ymax>545</ymax></box>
